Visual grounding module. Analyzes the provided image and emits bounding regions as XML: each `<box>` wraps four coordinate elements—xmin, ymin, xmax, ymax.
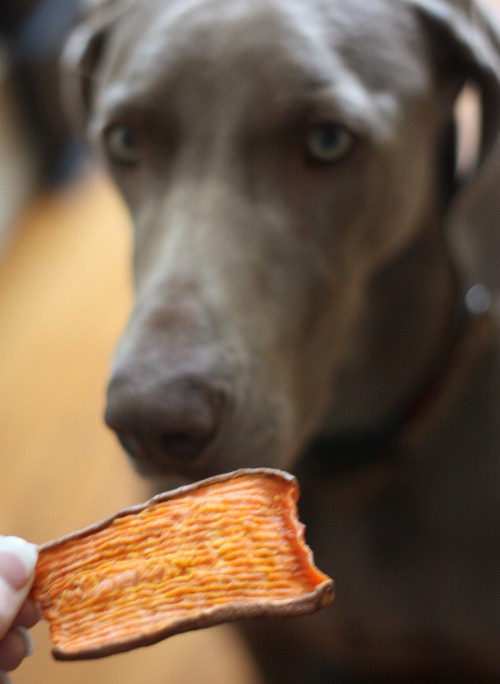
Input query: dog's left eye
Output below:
<box><xmin>104</xmin><ymin>125</ymin><xmax>141</xmax><ymax>166</ymax></box>
<box><xmin>306</xmin><ymin>124</ymin><xmax>355</xmax><ymax>164</ymax></box>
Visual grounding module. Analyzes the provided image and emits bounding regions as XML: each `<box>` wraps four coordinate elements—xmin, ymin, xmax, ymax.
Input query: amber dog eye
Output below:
<box><xmin>306</xmin><ymin>124</ymin><xmax>355</xmax><ymax>163</ymax></box>
<box><xmin>104</xmin><ymin>125</ymin><xmax>141</xmax><ymax>166</ymax></box>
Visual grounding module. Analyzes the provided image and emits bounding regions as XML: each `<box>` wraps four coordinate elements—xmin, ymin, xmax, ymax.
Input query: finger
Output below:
<box><xmin>0</xmin><ymin>538</ymin><xmax>38</xmax><ymax>640</ymax></box>
<box><xmin>12</xmin><ymin>598</ymin><xmax>41</xmax><ymax>630</ymax></box>
<box><xmin>0</xmin><ymin>627</ymin><xmax>34</xmax><ymax>672</ymax></box>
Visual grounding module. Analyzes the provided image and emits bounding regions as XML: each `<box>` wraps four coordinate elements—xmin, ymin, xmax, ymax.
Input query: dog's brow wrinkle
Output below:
<box><xmin>302</xmin><ymin>77</ymin><xmax>335</xmax><ymax>92</ymax></box>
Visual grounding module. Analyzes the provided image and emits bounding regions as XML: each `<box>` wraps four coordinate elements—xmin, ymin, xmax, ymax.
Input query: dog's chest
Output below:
<box><xmin>293</xmin><ymin>466</ymin><xmax>498</xmax><ymax>673</ymax></box>
<box><xmin>293</xmin><ymin>344</ymin><xmax>500</xmax><ymax>671</ymax></box>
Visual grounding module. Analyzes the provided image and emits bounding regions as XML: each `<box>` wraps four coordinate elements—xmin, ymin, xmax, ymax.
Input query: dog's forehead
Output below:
<box><xmin>96</xmin><ymin>0</ymin><xmax>429</xmax><ymax>128</ymax></box>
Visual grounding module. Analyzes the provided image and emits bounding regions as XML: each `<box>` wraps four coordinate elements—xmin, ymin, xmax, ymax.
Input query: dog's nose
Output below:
<box><xmin>105</xmin><ymin>375</ymin><xmax>225</xmax><ymax>467</ymax></box>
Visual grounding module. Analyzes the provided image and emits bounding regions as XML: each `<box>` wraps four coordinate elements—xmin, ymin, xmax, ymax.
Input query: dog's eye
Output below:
<box><xmin>104</xmin><ymin>125</ymin><xmax>141</xmax><ymax>166</ymax></box>
<box><xmin>306</xmin><ymin>124</ymin><xmax>355</xmax><ymax>164</ymax></box>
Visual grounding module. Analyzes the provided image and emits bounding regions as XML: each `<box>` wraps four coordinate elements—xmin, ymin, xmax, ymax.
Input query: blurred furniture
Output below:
<box><xmin>0</xmin><ymin>43</ymin><xmax>38</xmax><ymax>253</ymax></box>
<box><xmin>0</xmin><ymin>0</ymin><xmax>82</xmax><ymax>254</ymax></box>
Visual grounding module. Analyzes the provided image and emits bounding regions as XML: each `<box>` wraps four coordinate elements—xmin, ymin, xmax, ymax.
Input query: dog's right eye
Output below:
<box><xmin>306</xmin><ymin>123</ymin><xmax>355</xmax><ymax>164</ymax></box>
<box><xmin>104</xmin><ymin>125</ymin><xmax>141</xmax><ymax>166</ymax></box>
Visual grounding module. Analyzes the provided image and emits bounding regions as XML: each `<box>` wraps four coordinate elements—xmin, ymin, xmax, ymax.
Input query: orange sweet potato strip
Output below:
<box><xmin>32</xmin><ymin>468</ymin><xmax>334</xmax><ymax>660</ymax></box>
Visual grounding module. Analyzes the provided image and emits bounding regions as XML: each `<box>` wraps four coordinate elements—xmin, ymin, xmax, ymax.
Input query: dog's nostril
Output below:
<box><xmin>116</xmin><ymin>432</ymin><xmax>145</xmax><ymax>461</ymax></box>
<box><xmin>162</xmin><ymin>432</ymin><xmax>191</xmax><ymax>445</ymax></box>
<box><xmin>160</xmin><ymin>431</ymin><xmax>213</xmax><ymax>462</ymax></box>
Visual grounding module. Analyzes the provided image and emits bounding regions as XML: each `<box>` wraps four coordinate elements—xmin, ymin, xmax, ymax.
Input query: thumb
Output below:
<box><xmin>0</xmin><ymin>537</ymin><xmax>38</xmax><ymax>640</ymax></box>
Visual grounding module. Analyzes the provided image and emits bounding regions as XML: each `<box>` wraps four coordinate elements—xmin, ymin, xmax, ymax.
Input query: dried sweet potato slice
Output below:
<box><xmin>32</xmin><ymin>468</ymin><xmax>334</xmax><ymax>660</ymax></box>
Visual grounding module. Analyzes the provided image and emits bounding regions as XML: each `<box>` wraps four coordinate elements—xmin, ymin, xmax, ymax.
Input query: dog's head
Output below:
<box><xmin>63</xmin><ymin>0</ymin><xmax>500</xmax><ymax>483</ymax></box>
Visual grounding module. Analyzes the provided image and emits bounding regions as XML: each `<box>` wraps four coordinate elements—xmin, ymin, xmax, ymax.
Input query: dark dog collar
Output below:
<box><xmin>299</xmin><ymin>285</ymin><xmax>495</xmax><ymax>477</ymax></box>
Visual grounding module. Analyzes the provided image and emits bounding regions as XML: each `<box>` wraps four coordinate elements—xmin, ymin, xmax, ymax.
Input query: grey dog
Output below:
<box><xmin>63</xmin><ymin>0</ymin><xmax>500</xmax><ymax>681</ymax></box>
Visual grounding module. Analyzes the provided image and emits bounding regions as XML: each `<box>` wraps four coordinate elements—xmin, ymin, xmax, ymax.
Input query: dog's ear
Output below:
<box><xmin>60</xmin><ymin>0</ymin><xmax>127</xmax><ymax>130</ymax></box>
<box><xmin>413</xmin><ymin>0</ymin><xmax>500</xmax><ymax>182</ymax></box>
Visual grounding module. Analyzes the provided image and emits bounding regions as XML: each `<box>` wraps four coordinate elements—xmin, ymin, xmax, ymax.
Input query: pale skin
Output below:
<box><xmin>0</xmin><ymin>537</ymin><xmax>39</xmax><ymax>680</ymax></box>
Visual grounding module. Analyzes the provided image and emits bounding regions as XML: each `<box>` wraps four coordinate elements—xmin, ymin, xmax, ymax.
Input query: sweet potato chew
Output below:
<box><xmin>32</xmin><ymin>468</ymin><xmax>334</xmax><ymax>661</ymax></box>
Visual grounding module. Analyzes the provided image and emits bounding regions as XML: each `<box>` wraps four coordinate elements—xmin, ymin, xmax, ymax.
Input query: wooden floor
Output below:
<box><xmin>0</xmin><ymin>171</ymin><xmax>260</xmax><ymax>684</ymax></box>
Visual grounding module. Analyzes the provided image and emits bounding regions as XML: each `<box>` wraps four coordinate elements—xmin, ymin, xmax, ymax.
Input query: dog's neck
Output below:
<box><xmin>313</xmin><ymin>225</ymin><xmax>478</xmax><ymax>461</ymax></box>
<box><xmin>302</xmin><ymin>297</ymin><xmax>494</xmax><ymax>476</ymax></box>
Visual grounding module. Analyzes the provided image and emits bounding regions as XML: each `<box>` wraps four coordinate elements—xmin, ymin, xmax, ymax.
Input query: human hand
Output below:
<box><xmin>0</xmin><ymin>537</ymin><xmax>39</xmax><ymax>682</ymax></box>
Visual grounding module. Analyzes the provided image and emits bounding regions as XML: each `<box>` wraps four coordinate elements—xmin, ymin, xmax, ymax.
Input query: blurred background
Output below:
<box><xmin>1</xmin><ymin>1</ymin><xmax>499</xmax><ymax>683</ymax></box>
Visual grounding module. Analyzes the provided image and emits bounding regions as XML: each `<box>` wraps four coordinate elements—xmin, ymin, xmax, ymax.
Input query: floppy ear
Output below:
<box><xmin>413</xmin><ymin>0</ymin><xmax>500</xmax><ymax>166</ymax></box>
<box><xmin>60</xmin><ymin>0</ymin><xmax>127</xmax><ymax>131</ymax></box>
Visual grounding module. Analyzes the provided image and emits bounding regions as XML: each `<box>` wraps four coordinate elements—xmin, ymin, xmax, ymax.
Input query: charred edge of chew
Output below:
<box><xmin>37</xmin><ymin>468</ymin><xmax>297</xmax><ymax>553</ymax></box>
<box><xmin>52</xmin><ymin>579</ymin><xmax>335</xmax><ymax>660</ymax></box>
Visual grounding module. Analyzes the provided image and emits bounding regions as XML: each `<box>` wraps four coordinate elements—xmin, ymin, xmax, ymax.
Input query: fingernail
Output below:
<box><xmin>14</xmin><ymin>626</ymin><xmax>34</xmax><ymax>658</ymax></box>
<box><xmin>0</xmin><ymin>672</ymin><xmax>13</xmax><ymax>684</ymax></box>
<box><xmin>0</xmin><ymin>537</ymin><xmax>38</xmax><ymax>591</ymax></box>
